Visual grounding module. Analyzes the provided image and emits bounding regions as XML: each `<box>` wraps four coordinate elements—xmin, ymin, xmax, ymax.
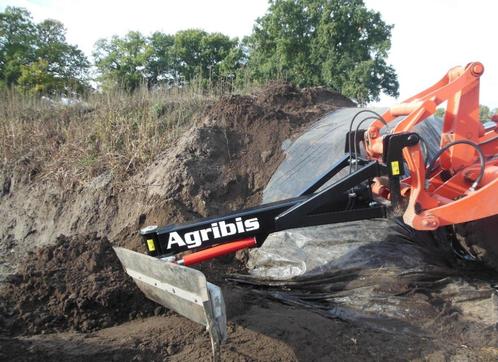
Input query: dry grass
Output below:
<box><xmin>0</xmin><ymin>83</ymin><xmax>234</xmax><ymax>184</ymax></box>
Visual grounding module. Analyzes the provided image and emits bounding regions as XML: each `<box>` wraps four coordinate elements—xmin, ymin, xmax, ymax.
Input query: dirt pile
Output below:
<box><xmin>0</xmin><ymin>81</ymin><xmax>354</xmax><ymax>276</ymax></box>
<box><xmin>0</xmin><ymin>234</ymin><xmax>157</xmax><ymax>336</ymax></box>
<box><xmin>144</xmin><ymin>81</ymin><xmax>355</xmax><ymax>212</ymax></box>
<box><xmin>117</xmin><ymin>82</ymin><xmax>355</xmax><ymax>250</ymax></box>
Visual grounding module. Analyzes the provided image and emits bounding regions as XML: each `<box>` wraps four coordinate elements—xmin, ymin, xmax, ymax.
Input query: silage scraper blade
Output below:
<box><xmin>113</xmin><ymin>247</ymin><xmax>227</xmax><ymax>359</ymax></box>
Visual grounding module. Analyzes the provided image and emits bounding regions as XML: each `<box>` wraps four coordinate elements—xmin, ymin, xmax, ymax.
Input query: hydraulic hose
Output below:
<box><xmin>427</xmin><ymin>140</ymin><xmax>485</xmax><ymax>191</ymax></box>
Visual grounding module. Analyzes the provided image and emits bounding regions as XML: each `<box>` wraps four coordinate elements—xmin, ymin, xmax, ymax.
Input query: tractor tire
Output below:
<box><xmin>453</xmin><ymin>214</ymin><xmax>498</xmax><ymax>272</ymax></box>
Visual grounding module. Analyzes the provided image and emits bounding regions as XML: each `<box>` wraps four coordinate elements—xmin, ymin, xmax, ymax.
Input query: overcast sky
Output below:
<box><xmin>1</xmin><ymin>0</ymin><xmax>497</xmax><ymax>108</ymax></box>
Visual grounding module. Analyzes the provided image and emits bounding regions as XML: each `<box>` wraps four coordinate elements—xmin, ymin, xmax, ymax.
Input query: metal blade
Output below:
<box><xmin>113</xmin><ymin>247</ymin><xmax>227</xmax><ymax>357</ymax></box>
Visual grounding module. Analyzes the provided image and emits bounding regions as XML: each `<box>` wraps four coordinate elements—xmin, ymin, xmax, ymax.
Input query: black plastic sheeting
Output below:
<box><xmin>240</xmin><ymin>108</ymin><xmax>498</xmax><ymax>336</ymax></box>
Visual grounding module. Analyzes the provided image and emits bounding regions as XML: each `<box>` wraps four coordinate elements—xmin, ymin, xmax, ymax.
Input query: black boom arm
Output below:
<box><xmin>141</xmin><ymin>158</ymin><xmax>387</xmax><ymax>261</ymax></box>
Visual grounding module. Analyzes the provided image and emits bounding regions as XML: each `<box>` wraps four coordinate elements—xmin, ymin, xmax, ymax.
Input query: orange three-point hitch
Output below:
<box><xmin>366</xmin><ymin>62</ymin><xmax>498</xmax><ymax>230</ymax></box>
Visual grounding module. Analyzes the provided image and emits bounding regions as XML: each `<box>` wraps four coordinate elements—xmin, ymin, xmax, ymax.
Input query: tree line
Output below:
<box><xmin>1</xmin><ymin>1</ymin><xmax>400</xmax><ymax>103</ymax></box>
<box><xmin>93</xmin><ymin>30</ymin><xmax>243</xmax><ymax>91</ymax></box>
<box><xmin>0</xmin><ymin>7</ymin><xmax>89</xmax><ymax>95</ymax></box>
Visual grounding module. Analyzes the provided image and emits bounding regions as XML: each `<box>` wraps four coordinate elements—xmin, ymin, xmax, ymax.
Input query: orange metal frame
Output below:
<box><xmin>365</xmin><ymin>62</ymin><xmax>498</xmax><ymax>230</ymax></box>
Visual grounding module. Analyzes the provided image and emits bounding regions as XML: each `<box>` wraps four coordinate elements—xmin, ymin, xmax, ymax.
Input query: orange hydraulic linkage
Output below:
<box><xmin>366</xmin><ymin>62</ymin><xmax>498</xmax><ymax>230</ymax></box>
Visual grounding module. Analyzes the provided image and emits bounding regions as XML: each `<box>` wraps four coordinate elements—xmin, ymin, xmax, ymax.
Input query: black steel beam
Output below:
<box><xmin>142</xmin><ymin>160</ymin><xmax>388</xmax><ymax>259</ymax></box>
<box><xmin>274</xmin><ymin>161</ymin><xmax>381</xmax><ymax>229</ymax></box>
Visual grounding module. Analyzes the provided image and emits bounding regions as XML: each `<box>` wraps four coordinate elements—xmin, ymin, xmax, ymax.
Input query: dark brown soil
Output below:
<box><xmin>0</xmin><ymin>234</ymin><xmax>157</xmax><ymax>336</ymax></box>
<box><xmin>2</xmin><ymin>290</ymin><xmax>498</xmax><ymax>361</ymax></box>
<box><xmin>199</xmin><ymin>82</ymin><xmax>355</xmax><ymax>212</ymax></box>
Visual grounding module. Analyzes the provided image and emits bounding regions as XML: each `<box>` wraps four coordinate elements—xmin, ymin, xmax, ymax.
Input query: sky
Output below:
<box><xmin>1</xmin><ymin>0</ymin><xmax>497</xmax><ymax>108</ymax></box>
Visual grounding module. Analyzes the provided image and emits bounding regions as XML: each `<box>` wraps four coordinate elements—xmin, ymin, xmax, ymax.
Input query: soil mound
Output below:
<box><xmin>144</xmin><ymin>81</ymin><xmax>355</xmax><ymax>213</ymax></box>
<box><xmin>196</xmin><ymin>82</ymin><xmax>354</xmax><ymax>211</ymax></box>
<box><xmin>0</xmin><ymin>81</ymin><xmax>353</xmax><ymax>276</ymax></box>
<box><xmin>0</xmin><ymin>234</ymin><xmax>156</xmax><ymax>336</ymax></box>
<box><xmin>254</xmin><ymin>81</ymin><xmax>353</xmax><ymax>112</ymax></box>
<box><xmin>123</xmin><ymin>81</ymin><xmax>355</xmax><ymax>249</ymax></box>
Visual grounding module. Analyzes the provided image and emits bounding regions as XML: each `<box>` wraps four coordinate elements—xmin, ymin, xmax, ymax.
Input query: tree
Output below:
<box><xmin>17</xmin><ymin>58</ymin><xmax>59</xmax><ymax>94</ymax></box>
<box><xmin>245</xmin><ymin>0</ymin><xmax>399</xmax><ymax>104</ymax></box>
<box><xmin>171</xmin><ymin>29</ymin><xmax>242</xmax><ymax>84</ymax></box>
<box><xmin>0</xmin><ymin>7</ymin><xmax>37</xmax><ymax>87</ymax></box>
<box><xmin>479</xmin><ymin>105</ymin><xmax>491</xmax><ymax>122</ymax></box>
<box><xmin>93</xmin><ymin>29</ymin><xmax>244</xmax><ymax>91</ymax></box>
<box><xmin>34</xmin><ymin>19</ymin><xmax>89</xmax><ymax>94</ymax></box>
<box><xmin>93</xmin><ymin>31</ymin><xmax>152</xmax><ymax>91</ymax></box>
<box><xmin>0</xmin><ymin>7</ymin><xmax>89</xmax><ymax>95</ymax></box>
<box><xmin>433</xmin><ymin>105</ymin><xmax>495</xmax><ymax>123</ymax></box>
<box><xmin>147</xmin><ymin>32</ymin><xmax>175</xmax><ymax>86</ymax></box>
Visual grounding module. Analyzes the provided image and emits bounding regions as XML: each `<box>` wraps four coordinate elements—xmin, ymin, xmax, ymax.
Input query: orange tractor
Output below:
<box><xmin>114</xmin><ymin>62</ymin><xmax>498</xmax><ymax>358</ymax></box>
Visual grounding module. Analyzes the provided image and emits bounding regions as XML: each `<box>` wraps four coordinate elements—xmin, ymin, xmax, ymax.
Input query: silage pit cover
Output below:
<box><xmin>245</xmin><ymin>108</ymin><xmax>498</xmax><ymax>335</ymax></box>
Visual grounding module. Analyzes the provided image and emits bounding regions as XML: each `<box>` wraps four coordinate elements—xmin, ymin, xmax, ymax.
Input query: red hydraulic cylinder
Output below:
<box><xmin>180</xmin><ymin>237</ymin><xmax>257</xmax><ymax>266</ymax></box>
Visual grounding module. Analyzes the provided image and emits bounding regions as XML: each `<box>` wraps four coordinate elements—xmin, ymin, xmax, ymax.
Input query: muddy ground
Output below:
<box><xmin>1</xmin><ymin>83</ymin><xmax>498</xmax><ymax>361</ymax></box>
